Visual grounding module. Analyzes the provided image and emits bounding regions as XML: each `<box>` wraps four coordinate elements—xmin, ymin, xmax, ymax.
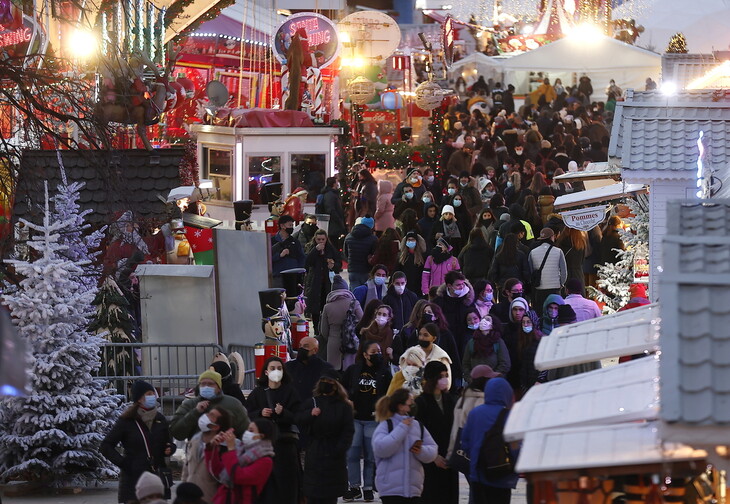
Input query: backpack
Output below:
<box><xmin>340</xmin><ymin>299</ymin><xmax>360</xmax><ymax>355</ymax></box>
<box><xmin>315</xmin><ymin>193</ymin><xmax>326</xmax><ymax>215</ymax></box>
<box><xmin>477</xmin><ymin>407</ymin><xmax>514</xmax><ymax>478</ymax></box>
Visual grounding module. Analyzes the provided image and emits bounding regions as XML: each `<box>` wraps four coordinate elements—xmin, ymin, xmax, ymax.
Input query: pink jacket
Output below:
<box><xmin>421</xmin><ymin>254</ymin><xmax>460</xmax><ymax>295</ymax></box>
<box><xmin>374</xmin><ymin>180</ymin><xmax>395</xmax><ymax>231</ymax></box>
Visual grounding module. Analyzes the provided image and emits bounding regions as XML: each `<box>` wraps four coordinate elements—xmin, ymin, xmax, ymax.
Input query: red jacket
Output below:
<box><xmin>206</xmin><ymin>448</ymin><xmax>273</xmax><ymax>504</ymax></box>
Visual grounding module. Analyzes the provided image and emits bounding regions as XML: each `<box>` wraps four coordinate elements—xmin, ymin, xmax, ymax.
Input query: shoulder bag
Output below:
<box><xmin>530</xmin><ymin>244</ymin><xmax>554</xmax><ymax>289</ymax></box>
<box><xmin>136</xmin><ymin>420</ymin><xmax>173</xmax><ymax>499</ymax></box>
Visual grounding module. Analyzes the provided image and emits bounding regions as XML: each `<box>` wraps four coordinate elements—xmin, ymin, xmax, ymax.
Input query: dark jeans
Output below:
<box><xmin>381</xmin><ymin>497</ymin><xmax>422</xmax><ymax>504</ymax></box>
<box><xmin>532</xmin><ymin>288</ymin><xmax>560</xmax><ymax>317</ymax></box>
<box><xmin>471</xmin><ymin>483</ymin><xmax>511</xmax><ymax>504</ymax></box>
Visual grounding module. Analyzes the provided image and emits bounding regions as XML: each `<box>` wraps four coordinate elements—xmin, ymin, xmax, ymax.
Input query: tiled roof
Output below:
<box><xmin>505</xmin><ymin>357</ymin><xmax>659</xmax><ymax>442</ymax></box>
<box><xmin>516</xmin><ymin>421</ymin><xmax>706</xmax><ymax>474</ymax></box>
<box><xmin>661</xmin><ymin>53</ymin><xmax>719</xmax><ymax>90</ymax></box>
<box><xmin>534</xmin><ymin>303</ymin><xmax>661</xmax><ymax>370</ymax></box>
<box><xmin>14</xmin><ymin>149</ymin><xmax>183</xmax><ymax>225</ymax></box>
<box><xmin>661</xmin><ymin>200</ymin><xmax>730</xmax><ymax>429</ymax></box>
<box><xmin>609</xmin><ymin>89</ymin><xmax>730</xmax><ymax>177</ymax></box>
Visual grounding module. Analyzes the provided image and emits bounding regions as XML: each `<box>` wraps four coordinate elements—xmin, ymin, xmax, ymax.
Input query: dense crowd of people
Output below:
<box><xmin>101</xmin><ymin>77</ymin><xmax>654</xmax><ymax>504</ymax></box>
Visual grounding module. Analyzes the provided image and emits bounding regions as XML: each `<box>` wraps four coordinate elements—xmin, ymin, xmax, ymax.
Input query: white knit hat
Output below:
<box><xmin>135</xmin><ymin>471</ymin><xmax>165</xmax><ymax>500</ymax></box>
<box><xmin>441</xmin><ymin>205</ymin><xmax>455</xmax><ymax>215</ymax></box>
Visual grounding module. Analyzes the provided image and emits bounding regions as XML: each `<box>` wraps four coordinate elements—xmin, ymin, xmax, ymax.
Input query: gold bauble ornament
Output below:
<box><xmin>415</xmin><ymin>81</ymin><xmax>444</xmax><ymax>111</ymax></box>
<box><xmin>348</xmin><ymin>76</ymin><xmax>376</xmax><ymax>105</ymax></box>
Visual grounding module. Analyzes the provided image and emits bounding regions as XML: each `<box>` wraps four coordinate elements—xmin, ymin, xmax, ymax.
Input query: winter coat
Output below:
<box><xmin>430</xmin><ymin>219</ymin><xmax>466</xmax><ymax>257</ymax></box>
<box><xmin>343</xmin><ymin>224</ymin><xmax>378</xmax><ymax>274</ymax></box>
<box><xmin>460</xmin><ymin>378</ymin><xmax>519</xmax><ymax>488</ymax></box>
<box><xmin>392</xmin><ymin>180</ymin><xmax>426</xmax><ymax>205</ymax></box>
<box><xmin>356</xmin><ymin>180</ymin><xmax>378</xmax><ymax>217</ymax></box>
<box><xmin>528</xmin><ymin>241</ymin><xmax>567</xmax><ymax>290</ymax></box>
<box><xmin>170</xmin><ymin>394</ymin><xmax>250</xmax><ymax>441</ymax></box>
<box><xmin>432</xmin><ymin>281</ymin><xmax>476</xmax><ymax>340</ymax></box>
<box><xmin>206</xmin><ymin>445</ymin><xmax>274</xmax><ymax>504</ymax></box>
<box><xmin>460</xmin><ymin>183</ymin><xmax>483</xmax><ymax>218</ymax></box>
<box><xmin>353</xmin><ymin>279</ymin><xmax>386</xmax><ymax>310</ymax></box>
<box><xmin>421</xmin><ymin>254</ymin><xmax>460</xmax><ymax>296</ymax></box>
<box><xmin>489</xmin><ymin>249</ymin><xmax>531</xmax><ymax>289</ymax></box>
<box><xmin>372</xmin><ymin>414</ymin><xmax>439</xmax><ymax>498</ymax></box>
<box><xmin>537</xmin><ymin>194</ymin><xmax>555</xmax><ymax>224</ymax></box>
<box><xmin>271</xmin><ymin>232</ymin><xmax>306</xmax><ymax>275</ymax></box>
<box><xmin>320</xmin><ymin>289</ymin><xmax>363</xmax><ymax>370</ymax></box>
<box><xmin>394</xmin><ymin>196</ymin><xmax>424</xmax><ymax>220</ymax></box>
<box><xmin>368</xmin><ymin>239</ymin><xmax>400</xmax><ymax>274</ymax></box>
<box><xmin>420</xmin><ymin>343</ymin><xmax>454</xmax><ymax>390</ymax></box>
<box><xmin>446</xmin><ymin>388</ymin><xmax>484</xmax><ymax>459</ymax></box>
<box><xmin>541</xmin><ymin>293</ymin><xmax>566</xmax><ymax>335</ymax></box>
<box><xmin>600</xmin><ymin>229</ymin><xmax>624</xmax><ymax>265</ymax></box>
<box><xmin>285</xmin><ymin>354</ymin><xmax>334</xmax><ymax>407</ymax></box>
<box><xmin>415</xmin><ymin>392</ymin><xmax>459</xmax><ymax>504</ymax></box>
<box><xmin>100</xmin><ymin>407</ymin><xmax>175</xmax><ymax>504</ymax></box>
<box><xmin>417</xmin><ymin>204</ymin><xmax>439</xmax><ymax>249</ymax></box>
<box><xmin>558</xmin><ymin>240</ymin><xmax>586</xmax><ymax>291</ymax></box>
<box><xmin>304</xmin><ymin>243</ymin><xmax>342</xmax><ymax>317</ymax></box>
<box><xmin>383</xmin><ymin>286</ymin><xmax>419</xmax><ymax>332</ymax></box>
<box><xmin>320</xmin><ymin>187</ymin><xmax>347</xmax><ymax>239</ymax></box>
<box><xmin>182</xmin><ymin>434</ymin><xmax>220</xmax><ymax>503</ymax></box>
<box><xmin>245</xmin><ymin>383</ymin><xmax>302</xmax><ymax>435</ymax></box>
<box><xmin>462</xmin><ymin>336</ymin><xmax>511</xmax><ymax>381</ymax></box>
<box><xmin>359</xmin><ymin>323</ymin><xmax>395</xmax><ymax>359</ymax></box>
<box><xmin>564</xmin><ymin>294</ymin><xmax>601</xmax><ymax>322</ymax></box>
<box><xmin>342</xmin><ymin>360</ymin><xmax>393</xmax><ymax>419</ymax></box>
<box><xmin>458</xmin><ymin>242</ymin><xmax>492</xmax><ymax>286</ymax></box>
<box><xmin>297</xmin><ymin>395</ymin><xmax>355</xmax><ymax>498</ymax></box>
<box><xmin>375</xmin><ymin>180</ymin><xmax>396</xmax><ymax>231</ymax></box>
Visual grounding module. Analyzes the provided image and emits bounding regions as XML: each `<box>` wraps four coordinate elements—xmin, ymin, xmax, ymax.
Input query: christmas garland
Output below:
<box><xmin>363</xmin><ymin>142</ymin><xmax>438</xmax><ymax>171</ymax></box>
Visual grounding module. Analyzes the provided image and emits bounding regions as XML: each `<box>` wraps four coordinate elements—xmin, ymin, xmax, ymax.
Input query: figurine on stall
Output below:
<box><xmin>282</xmin><ymin>187</ymin><xmax>308</xmax><ymax>223</ymax></box>
<box><xmin>166</xmin><ymin>219</ymin><xmax>195</xmax><ymax>265</ymax></box>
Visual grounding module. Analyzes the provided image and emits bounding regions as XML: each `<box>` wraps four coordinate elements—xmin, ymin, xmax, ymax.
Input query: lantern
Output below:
<box><xmin>380</xmin><ymin>89</ymin><xmax>403</xmax><ymax>109</ymax></box>
<box><xmin>348</xmin><ymin>76</ymin><xmax>376</xmax><ymax>105</ymax></box>
<box><xmin>415</xmin><ymin>81</ymin><xmax>444</xmax><ymax>111</ymax></box>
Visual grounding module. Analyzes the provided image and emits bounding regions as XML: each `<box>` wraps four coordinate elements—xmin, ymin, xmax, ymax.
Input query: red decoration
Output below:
<box><xmin>368</xmin><ymin>160</ymin><xmax>377</xmax><ymax>168</ymax></box>
<box><xmin>410</xmin><ymin>151</ymin><xmax>424</xmax><ymax>163</ymax></box>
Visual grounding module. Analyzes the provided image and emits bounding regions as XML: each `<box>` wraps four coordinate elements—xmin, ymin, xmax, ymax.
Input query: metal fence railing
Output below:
<box><xmin>227</xmin><ymin>344</ymin><xmax>257</xmax><ymax>392</ymax></box>
<box><xmin>99</xmin><ymin>342</ymin><xmax>225</xmax><ymax>415</ymax></box>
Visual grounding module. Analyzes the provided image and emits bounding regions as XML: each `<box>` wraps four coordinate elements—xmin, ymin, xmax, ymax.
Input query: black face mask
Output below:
<box><xmin>303</xmin><ymin>223</ymin><xmax>317</xmax><ymax>234</ymax></box>
<box><xmin>318</xmin><ymin>382</ymin><xmax>335</xmax><ymax>395</ymax></box>
<box><xmin>418</xmin><ymin>339</ymin><xmax>431</xmax><ymax>348</ymax></box>
<box><xmin>298</xmin><ymin>348</ymin><xmax>310</xmax><ymax>361</ymax></box>
<box><xmin>420</xmin><ymin>313</ymin><xmax>434</xmax><ymax>325</ymax></box>
<box><xmin>368</xmin><ymin>354</ymin><xmax>383</xmax><ymax>367</ymax></box>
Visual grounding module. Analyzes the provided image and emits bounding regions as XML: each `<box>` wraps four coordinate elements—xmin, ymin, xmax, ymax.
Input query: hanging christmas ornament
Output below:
<box><xmin>380</xmin><ymin>89</ymin><xmax>403</xmax><ymax>109</ymax></box>
<box><xmin>348</xmin><ymin>76</ymin><xmax>376</xmax><ymax>105</ymax></box>
<box><xmin>415</xmin><ymin>81</ymin><xmax>444</xmax><ymax>111</ymax></box>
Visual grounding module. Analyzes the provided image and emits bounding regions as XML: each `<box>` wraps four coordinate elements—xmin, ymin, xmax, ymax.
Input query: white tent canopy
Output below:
<box><xmin>449</xmin><ymin>53</ymin><xmax>504</xmax><ymax>88</ymax></box>
<box><xmin>500</xmin><ymin>35</ymin><xmax>661</xmax><ymax>94</ymax></box>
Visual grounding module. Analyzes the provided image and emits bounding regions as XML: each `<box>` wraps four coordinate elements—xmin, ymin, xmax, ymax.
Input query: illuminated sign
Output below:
<box><xmin>273</xmin><ymin>12</ymin><xmax>340</xmax><ymax>70</ymax></box>
<box><xmin>0</xmin><ymin>24</ymin><xmax>31</xmax><ymax>48</ymax></box>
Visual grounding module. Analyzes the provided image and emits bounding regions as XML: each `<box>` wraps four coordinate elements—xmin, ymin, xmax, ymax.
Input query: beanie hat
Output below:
<box><xmin>332</xmin><ymin>274</ymin><xmax>348</xmax><ymax>291</ymax></box>
<box><xmin>441</xmin><ymin>204</ymin><xmax>455</xmax><ymax>216</ymax></box>
<box><xmin>361</xmin><ymin>216</ymin><xmax>375</xmax><ymax>229</ymax></box>
<box><xmin>539</xmin><ymin>227</ymin><xmax>555</xmax><ymax>240</ymax></box>
<box><xmin>132</xmin><ymin>380</ymin><xmax>155</xmax><ymax>403</ymax></box>
<box><xmin>509</xmin><ymin>297</ymin><xmax>530</xmax><ymax>322</ymax></box>
<box><xmin>557</xmin><ymin>304</ymin><xmax>577</xmax><ymax>324</ymax></box>
<box><xmin>210</xmin><ymin>361</ymin><xmax>232</xmax><ymax>381</ymax></box>
<box><xmin>629</xmin><ymin>283</ymin><xmax>648</xmax><ymax>299</ymax></box>
<box><xmin>423</xmin><ymin>360</ymin><xmax>448</xmax><ymax>380</ymax></box>
<box><xmin>354</xmin><ymin>217</ymin><xmax>363</xmax><ymax>226</ymax></box>
<box><xmin>471</xmin><ymin>364</ymin><xmax>500</xmax><ymax>380</ymax></box>
<box><xmin>568</xmin><ymin>160</ymin><xmax>578</xmax><ymax>172</ymax></box>
<box><xmin>407</xmin><ymin>168</ymin><xmax>423</xmax><ymax>179</ymax></box>
<box><xmin>175</xmin><ymin>482</ymin><xmax>204</xmax><ymax>501</ymax></box>
<box><xmin>135</xmin><ymin>471</ymin><xmax>165</xmax><ymax>500</ymax></box>
<box><xmin>198</xmin><ymin>370</ymin><xmax>222</xmax><ymax>389</ymax></box>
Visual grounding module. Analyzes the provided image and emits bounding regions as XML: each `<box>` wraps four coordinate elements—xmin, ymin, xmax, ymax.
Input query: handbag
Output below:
<box><xmin>530</xmin><ymin>244</ymin><xmax>554</xmax><ymax>289</ymax></box>
<box><xmin>448</xmin><ymin>427</ymin><xmax>471</xmax><ymax>474</ymax></box>
<box><xmin>136</xmin><ymin>420</ymin><xmax>173</xmax><ymax>499</ymax></box>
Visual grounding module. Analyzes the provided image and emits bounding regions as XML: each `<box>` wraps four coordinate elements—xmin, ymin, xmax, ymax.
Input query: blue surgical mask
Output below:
<box><xmin>506</xmin><ymin>181</ymin><xmax>514</xmax><ymax>188</ymax></box>
<box><xmin>447</xmin><ymin>188</ymin><xmax>456</xmax><ymax>196</ymax></box>
<box><xmin>453</xmin><ymin>199</ymin><xmax>462</xmax><ymax>207</ymax></box>
<box><xmin>523</xmin><ymin>325</ymin><xmax>533</xmax><ymax>333</ymax></box>
<box><xmin>374</xmin><ymin>276</ymin><xmax>386</xmax><ymax>286</ymax></box>
<box><xmin>404</xmin><ymin>192</ymin><xmax>414</xmax><ymax>200</ymax></box>
<box><xmin>422</xmin><ymin>197</ymin><xmax>431</xmax><ymax>204</ymax></box>
<box><xmin>143</xmin><ymin>395</ymin><xmax>157</xmax><ymax>409</ymax></box>
<box><xmin>406</xmin><ymin>240</ymin><xmax>417</xmax><ymax>249</ymax></box>
<box><xmin>483</xmin><ymin>292</ymin><xmax>494</xmax><ymax>302</ymax></box>
<box><xmin>467</xmin><ymin>323</ymin><xmax>479</xmax><ymax>330</ymax></box>
<box><xmin>199</xmin><ymin>386</ymin><xmax>217</xmax><ymax>399</ymax></box>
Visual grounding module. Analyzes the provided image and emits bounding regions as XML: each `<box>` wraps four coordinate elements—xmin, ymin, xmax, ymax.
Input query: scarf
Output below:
<box><xmin>364</xmin><ymin>280</ymin><xmax>382</xmax><ymax>306</ymax></box>
<box><xmin>138</xmin><ymin>407</ymin><xmax>157</xmax><ymax>431</ymax></box>
<box><xmin>401</xmin><ymin>366</ymin><xmax>424</xmax><ymax>396</ymax></box>
<box><xmin>442</xmin><ymin>219</ymin><xmax>461</xmax><ymax>239</ymax></box>
<box><xmin>430</xmin><ymin>247</ymin><xmax>451</xmax><ymax>265</ymax></box>
<box><xmin>218</xmin><ymin>439</ymin><xmax>275</xmax><ymax>488</ymax></box>
<box><xmin>474</xmin><ymin>329</ymin><xmax>501</xmax><ymax>358</ymax></box>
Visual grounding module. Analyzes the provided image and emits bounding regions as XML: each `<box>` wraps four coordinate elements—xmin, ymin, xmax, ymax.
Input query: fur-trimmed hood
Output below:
<box><xmin>435</xmin><ymin>279</ymin><xmax>475</xmax><ymax>306</ymax></box>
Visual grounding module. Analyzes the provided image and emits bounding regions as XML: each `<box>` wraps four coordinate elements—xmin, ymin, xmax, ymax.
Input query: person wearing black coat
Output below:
<box><xmin>297</xmin><ymin>371</ymin><xmax>355</xmax><ymax>504</ymax></box>
<box><xmin>246</xmin><ymin>357</ymin><xmax>303</xmax><ymax>504</ymax></box>
<box><xmin>320</xmin><ymin>178</ymin><xmax>347</xmax><ymax>248</ymax></box>
<box><xmin>343</xmin><ymin>221</ymin><xmax>378</xmax><ymax>290</ymax></box>
<box><xmin>393</xmin><ymin>183</ymin><xmax>424</xmax><ymax>220</ymax></box>
<box><xmin>304</xmin><ymin>231</ymin><xmax>343</xmax><ymax>333</ymax></box>
<box><xmin>210</xmin><ymin>361</ymin><xmax>246</xmax><ymax>405</ymax></box>
<box><xmin>382</xmin><ymin>272</ymin><xmax>420</xmax><ymax>332</ymax></box>
<box><xmin>458</xmin><ymin>229</ymin><xmax>492</xmax><ymax>286</ymax></box>
<box><xmin>415</xmin><ymin>362</ymin><xmax>459</xmax><ymax>504</ymax></box>
<box><xmin>101</xmin><ymin>381</ymin><xmax>175</xmax><ymax>504</ymax></box>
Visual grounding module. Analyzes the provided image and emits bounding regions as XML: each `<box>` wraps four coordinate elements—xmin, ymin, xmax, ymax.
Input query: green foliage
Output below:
<box><xmin>666</xmin><ymin>32</ymin><xmax>688</xmax><ymax>53</ymax></box>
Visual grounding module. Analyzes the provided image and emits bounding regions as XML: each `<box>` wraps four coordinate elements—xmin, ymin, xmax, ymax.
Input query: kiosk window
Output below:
<box><xmin>203</xmin><ymin>148</ymin><xmax>233</xmax><ymax>202</ymax></box>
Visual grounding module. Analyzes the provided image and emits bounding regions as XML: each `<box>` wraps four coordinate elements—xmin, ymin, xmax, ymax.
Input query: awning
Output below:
<box><xmin>554</xmin><ymin>182</ymin><xmax>648</xmax><ymax>210</ymax></box>
<box><xmin>534</xmin><ymin>304</ymin><xmax>661</xmax><ymax>370</ymax></box>
<box><xmin>516</xmin><ymin>421</ymin><xmax>706</xmax><ymax>475</ymax></box>
<box><xmin>553</xmin><ymin>162</ymin><xmax>621</xmax><ymax>183</ymax></box>
<box><xmin>504</xmin><ymin>357</ymin><xmax>659</xmax><ymax>441</ymax></box>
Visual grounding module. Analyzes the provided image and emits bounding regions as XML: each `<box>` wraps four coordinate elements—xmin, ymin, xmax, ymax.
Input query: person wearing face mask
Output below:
<box><xmin>171</xmin><ymin>371</ymin><xmax>250</xmax><ymax>441</ymax></box>
<box><xmin>206</xmin><ymin>418</ymin><xmax>277</xmax><ymax>504</ymax></box>
<box><xmin>353</xmin><ymin>264</ymin><xmax>389</xmax><ymax>310</ymax></box>
<box><xmin>292</xmin><ymin>214</ymin><xmax>319</xmax><ymax>252</ymax></box>
<box><xmin>413</xmin><ymin>323</ymin><xmax>453</xmax><ymax>390</ymax></box>
<box><xmin>421</xmin><ymin>237</ymin><xmax>460</xmax><ymax>296</ymax></box>
<box><xmin>387</xmin><ymin>346</ymin><xmax>427</xmax><ymax>397</ymax></box>
<box><xmin>391</xmin><ymin>168</ymin><xmax>426</xmax><ymax>205</ymax></box>
<box><xmin>541</xmin><ymin>293</ymin><xmax>566</xmax><ymax>336</ymax></box>
<box><xmin>101</xmin><ymin>381</ymin><xmax>176</xmax><ymax>504</ymax></box>
<box><xmin>458</xmin><ymin>228</ymin><xmax>492</xmax><ymax>287</ymax></box>
<box><xmin>500</xmin><ymin>296</ymin><xmax>539</xmax><ymax>390</ymax></box>
<box><xmin>473</xmin><ymin>280</ymin><xmax>496</xmax><ymax>319</ymax></box>
<box><xmin>393</xmin><ymin>183</ymin><xmax>423</xmax><ymax>220</ymax></box>
<box><xmin>416</xmin><ymin>204</ymin><xmax>438</xmax><ymax>251</ymax></box>
<box><xmin>304</xmin><ymin>230</ymin><xmax>343</xmax><ymax>335</ymax></box>
<box><xmin>285</xmin><ymin>337</ymin><xmax>334</xmax><ymax>410</ymax></box>
<box><xmin>457</xmin><ymin>171</ymin><xmax>483</xmax><ymax>218</ymax></box>
<box><xmin>271</xmin><ymin>214</ymin><xmax>306</xmax><ymax>288</ymax></box>
<box><xmin>397</xmin><ymin>232</ymin><xmax>427</xmax><ymax>294</ymax></box>
<box><xmin>421</xmin><ymin>168</ymin><xmax>442</xmax><ymax>205</ymax></box>
<box><xmin>341</xmin><ymin>341</ymin><xmax>393</xmax><ymax>502</ymax></box>
<box><xmin>383</xmin><ymin>271</ymin><xmax>419</xmax><ymax>332</ymax></box>
<box><xmin>245</xmin><ymin>357</ymin><xmax>302</xmax><ymax>504</ymax></box>
<box><xmin>517</xmin><ymin>314</ymin><xmax>543</xmax><ymax>396</ymax></box>
<box><xmin>462</xmin><ymin>314</ymin><xmax>511</xmax><ymax>383</ymax></box>
<box><xmin>415</xmin><ymin>361</ymin><xmax>459</xmax><ymax>504</ymax></box>
<box><xmin>359</xmin><ymin>304</ymin><xmax>396</xmax><ymax>361</ymax></box>
<box><xmin>296</xmin><ymin>370</ymin><xmax>355</xmax><ymax>504</ymax></box>
<box><xmin>319</xmin><ymin>177</ymin><xmax>347</xmax><ymax>250</ymax></box>
<box><xmin>432</xmin><ymin>270</ymin><xmax>476</xmax><ymax>340</ymax></box>
<box><xmin>182</xmin><ymin>407</ymin><xmax>232</xmax><ymax>503</ymax></box>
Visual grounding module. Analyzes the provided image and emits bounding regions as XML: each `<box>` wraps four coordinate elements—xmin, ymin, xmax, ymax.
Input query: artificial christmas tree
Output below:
<box><xmin>0</xmin><ymin>184</ymin><xmax>121</xmax><ymax>485</ymax></box>
<box><xmin>588</xmin><ymin>199</ymin><xmax>649</xmax><ymax>313</ymax></box>
<box><xmin>666</xmin><ymin>32</ymin><xmax>688</xmax><ymax>53</ymax></box>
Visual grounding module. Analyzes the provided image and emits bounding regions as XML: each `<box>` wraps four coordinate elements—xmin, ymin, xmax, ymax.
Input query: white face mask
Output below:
<box><xmin>425</xmin><ymin>176</ymin><xmax>434</xmax><ymax>183</ymax></box>
<box><xmin>394</xmin><ymin>284</ymin><xmax>406</xmax><ymax>295</ymax></box>
<box><xmin>479</xmin><ymin>318</ymin><xmax>492</xmax><ymax>332</ymax></box>
<box><xmin>242</xmin><ymin>430</ymin><xmax>260</xmax><ymax>446</ymax></box>
<box><xmin>267</xmin><ymin>369</ymin><xmax>283</xmax><ymax>383</ymax></box>
<box><xmin>375</xmin><ymin>316</ymin><xmax>388</xmax><ymax>327</ymax></box>
<box><xmin>198</xmin><ymin>414</ymin><xmax>214</xmax><ymax>433</ymax></box>
<box><xmin>452</xmin><ymin>285</ymin><xmax>469</xmax><ymax>297</ymax></box>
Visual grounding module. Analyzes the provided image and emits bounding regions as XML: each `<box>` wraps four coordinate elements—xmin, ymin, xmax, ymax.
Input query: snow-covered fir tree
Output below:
<box><xmin>88</xmin><ymin>276</ymin><xmax>138</xmax><ymax>383</ymax></box>
<box><xmin>0</xmin><ymin>184</ymin><xmax>121</xmax><ymax>485</ymax></box>
<box><xmin>588</xmin><ymin>198</ymin><xmax>649</xmax><ymax>313</ymax></box>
